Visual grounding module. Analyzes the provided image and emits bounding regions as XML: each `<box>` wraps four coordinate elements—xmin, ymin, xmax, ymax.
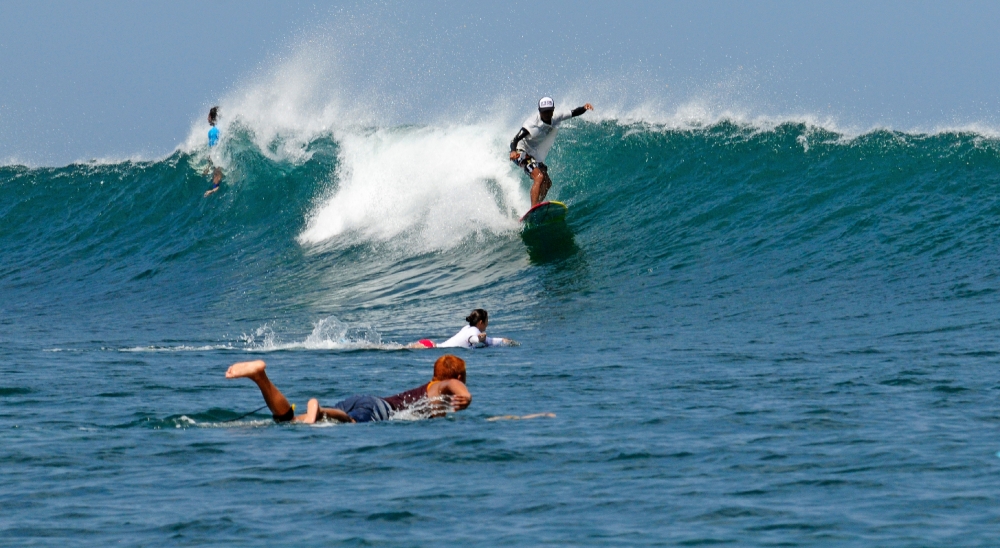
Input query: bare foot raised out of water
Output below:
<box><xmin>225</xmin><ymin>360</ymin><xmax>266</xmax><ymax>379</ymax></box>
<box><xmin>301</xmin><ymin>398</ymin><xmax>321</xmax><ymax>424</ymax></box>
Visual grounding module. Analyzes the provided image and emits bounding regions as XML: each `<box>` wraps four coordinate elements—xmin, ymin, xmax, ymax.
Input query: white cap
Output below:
<box><xmin>538</xmin><ymin>97</ymin><xmax>554</xmax><ymax>110</ymax></box>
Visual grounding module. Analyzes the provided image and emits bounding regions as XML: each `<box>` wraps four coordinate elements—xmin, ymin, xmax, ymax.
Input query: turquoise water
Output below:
<box><xmin>3</xmin><ymin>120</ymin><xmax>1000</xmax><ymax>545</ymax></box>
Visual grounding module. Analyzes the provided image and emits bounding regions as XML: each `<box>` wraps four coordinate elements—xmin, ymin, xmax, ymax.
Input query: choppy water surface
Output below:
<box><xmin>3</xmin><ymin>117</ymin><xmax>1000</xmax><ymax>545</ymax></box>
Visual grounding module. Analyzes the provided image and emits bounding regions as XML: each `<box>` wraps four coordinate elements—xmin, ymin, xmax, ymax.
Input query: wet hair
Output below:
<box><xmin>466</xmin><ymin>308</ymin><xmax>488</xmax><ymax>326</ymax></box>
<box><xmin>208</xmin><ymin>106</ymin><xmax>219</xmax><ymax>125</ymax></box>
<box><xmin>433</xmin><ymin>354</ymin><xmax>466</xmax><ymax>382</ymax></box>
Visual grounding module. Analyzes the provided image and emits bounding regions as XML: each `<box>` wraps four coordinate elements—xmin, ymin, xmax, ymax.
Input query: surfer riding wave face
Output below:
<box><xmin>509</xmin><ymin>97</ymin><xmax>593</xmax><ymax>206</ymax></box>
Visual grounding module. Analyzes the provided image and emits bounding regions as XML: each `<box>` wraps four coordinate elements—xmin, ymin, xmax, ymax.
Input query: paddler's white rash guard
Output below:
<box><xmin>437</xmin><ymin>325</ymin><xmax>504</xmax><ymax>349</ymax></box>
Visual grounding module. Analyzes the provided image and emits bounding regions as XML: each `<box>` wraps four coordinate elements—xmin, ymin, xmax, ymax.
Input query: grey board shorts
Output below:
<box><xmin>331</xmin><ymin>395</ymin><xmax>392</xmax><ymax>423</ymax></box>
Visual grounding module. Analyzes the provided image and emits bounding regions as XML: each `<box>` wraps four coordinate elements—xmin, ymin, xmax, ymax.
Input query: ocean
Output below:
<box><xmin>3</xmin><ymin>116</ymin><xmax>1000</xmax><ymax>545</ymax></box>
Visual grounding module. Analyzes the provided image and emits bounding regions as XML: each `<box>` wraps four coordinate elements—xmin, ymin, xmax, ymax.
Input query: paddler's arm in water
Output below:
<box><xmin>478</xmin><ymin>332</ymin><xmax>516</xmax><ymax>347</ymax></box>
<box><xmin>428</xmin><ymin>379</ymin><xmax>472</xmax><ymax>411</ymax></box>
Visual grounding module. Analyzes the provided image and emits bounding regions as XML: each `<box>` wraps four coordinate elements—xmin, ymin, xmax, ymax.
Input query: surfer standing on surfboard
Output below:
<box><xmin>203</xmin><ymin>106</ymin><xmax>224</xmax><ymax>197</ymax></box>
<box><xmin>509</xmin><ymin>97</ymin><xmax>593</xmax><ymax>206</ymax></box>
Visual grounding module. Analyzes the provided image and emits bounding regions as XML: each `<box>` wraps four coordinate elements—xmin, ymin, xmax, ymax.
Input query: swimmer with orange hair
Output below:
<box><xmin>225</xmin><ymin>355</ymin><xmax>471</xmax><ymax>423</ymax></box>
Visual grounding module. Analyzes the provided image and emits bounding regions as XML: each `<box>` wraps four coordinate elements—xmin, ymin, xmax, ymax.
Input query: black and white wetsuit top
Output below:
<box><xmin>514</xmin><ymin>110</ymin><xmax>575</xmax><ymax>163</ymax></box>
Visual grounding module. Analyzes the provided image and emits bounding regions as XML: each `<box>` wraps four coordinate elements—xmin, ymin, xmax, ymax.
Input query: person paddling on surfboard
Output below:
<box><xmin>409</xmin><ymin>308</ymin><xmax>518</xmax><ymax>349</ymax></box>
<box><xmin>509</xmin><ymin>97</ymin><xmax>593</xmax><ymax>206</ymax></box>
<box><xmin>225</xmin><ymin>355</ymin><xmax>471</xmax><ymax>423</ymax></box>
<box><xmin>203</xmin><ymin>106</ymin><xmax>224</xmax><ymax>197</ymax></box>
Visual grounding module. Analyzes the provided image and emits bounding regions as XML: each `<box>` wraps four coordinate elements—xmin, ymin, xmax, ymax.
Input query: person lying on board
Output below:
<box><xmin>225</xmin><ymin>355</ymin><xmax>471</xmax><ymax>423</ymax></box>
<box><xmin>509</xmin><ymin>96</ymin><xmax>593</xmax><ymax>206</ymax></box>
<box><xmin>409</xmin><ymin>308</ymin><xmax>518</xmax><ymax>349</ymax></box>
<box><xmin>203</xmin><ymin>106</ymin><xmax>224</xmax><ymax>197</ymax></box>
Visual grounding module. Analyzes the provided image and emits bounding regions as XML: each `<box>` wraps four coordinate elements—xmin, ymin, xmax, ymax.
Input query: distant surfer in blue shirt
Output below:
<box><xmin>204</xmin><ymin>106</ymin><xmax>223</xmax><ymax>197</ymax></box>
<box><xmin>509</xmin><ymin>97</ymin><xmax>593</xmax><ymax>206</ymax></box>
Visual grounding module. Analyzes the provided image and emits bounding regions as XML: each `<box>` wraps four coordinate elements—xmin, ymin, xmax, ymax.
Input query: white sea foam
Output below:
<box><xmin>297</xmin><ymin>123</ymin><xmax>526</xmax><ymax>250</ymax></box>
<box><xmin>174</xmin><ymin>33</ymin><xmax>529</xmax><ymax>252</ymax></box>
<box><xmin>240</xmin><ymin>316</ymin><xmax>405</xmax><ymax>351</ymax></box>
<box><xmin>112</xmin><ymin>316</ymin><xmax>406</xmax><ymax>353</ymax></box>
<box><xmin>165</xmin><ymin>22</ymin><xmax>1000</xmax><ymax>254</ymax></box>
<box><xmin>174</xmin><ymin>17</ymin><xmax>1000</xmax><ymax>164</ymax></box>
<box><xmin>388</xmin><ymin>398</ymin><xmax>451</xmax><ymax>422</ymax></box>
<box><xmin>119</xmin><ymin>344</ymin><xmax>237</xmax><ymax>353</ymax></box>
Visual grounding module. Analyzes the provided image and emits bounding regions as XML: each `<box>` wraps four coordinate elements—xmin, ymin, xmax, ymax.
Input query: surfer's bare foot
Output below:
<box><xmin>226</xmin><ymin>360</ymin><xmax>266</xmax><ymax>379</ymax></box>
<box><xmin>299</xmin><ymin>398</ymin><xmax>320</xmax><ymax>424</ymax></box>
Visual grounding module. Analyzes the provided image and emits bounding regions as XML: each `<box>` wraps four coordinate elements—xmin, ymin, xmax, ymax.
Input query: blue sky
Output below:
<box><xmin>2</xmin><ymin>0</ymin><xmax>999</xmax><ymax>165</ymax></box>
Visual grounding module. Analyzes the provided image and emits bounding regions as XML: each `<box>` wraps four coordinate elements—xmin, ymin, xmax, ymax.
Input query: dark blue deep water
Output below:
<box><xmin>3</xmin><ymin>120</ymin><xmax>1000</xmax><ymax>545</ymax></box>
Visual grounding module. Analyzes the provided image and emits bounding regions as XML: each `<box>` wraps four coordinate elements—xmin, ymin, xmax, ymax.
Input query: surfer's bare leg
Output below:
<box><xmin>225</xmin><ymin>360</ymin><xmax>294</xmax><ymax>419</ymax></box>
<box><xmin>529</xmin><ymin>167</ymin><xmax>551</xmax><ymax>206</ymax></box>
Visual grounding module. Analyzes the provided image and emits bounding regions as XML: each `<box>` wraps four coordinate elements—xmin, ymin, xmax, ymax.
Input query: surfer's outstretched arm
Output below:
<box><xmin>488</xmin><ymin>337</ymin><xmax>518</xmax><ymax>347</ymax></box>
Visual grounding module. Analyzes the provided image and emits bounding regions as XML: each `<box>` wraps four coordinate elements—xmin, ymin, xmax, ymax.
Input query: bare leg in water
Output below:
<box><xmin>225</xmin><ymin>360</ymin><xmax>353</xmax><ymax>423</ymax></box>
